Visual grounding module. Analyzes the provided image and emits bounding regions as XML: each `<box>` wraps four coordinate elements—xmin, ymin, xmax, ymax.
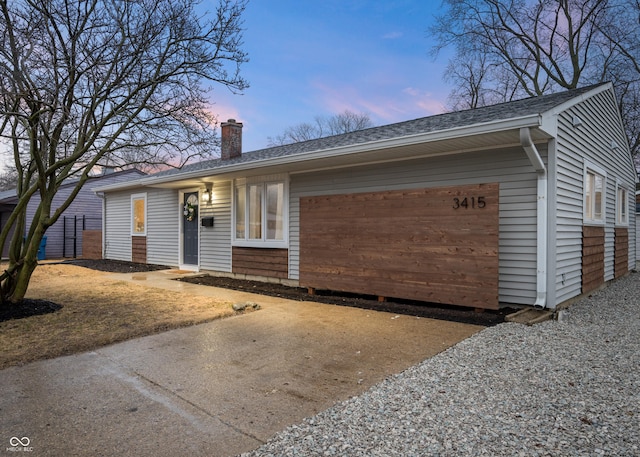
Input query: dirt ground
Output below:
<box><xmin>0</xmin><ymin>261</ymin><xmax>239</xmax><ymax>369</ymax></box>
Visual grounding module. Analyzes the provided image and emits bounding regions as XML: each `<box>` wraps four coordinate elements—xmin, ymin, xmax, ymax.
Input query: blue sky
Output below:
<box><xmin>211</xmin><ymin>0</ymin><xmax>454</xmax><ymax>152</ymax></box>
<box><xmin>0</xmin><ymin>1</ymin><xmax>453</xmax><ymax>172</ymax></box>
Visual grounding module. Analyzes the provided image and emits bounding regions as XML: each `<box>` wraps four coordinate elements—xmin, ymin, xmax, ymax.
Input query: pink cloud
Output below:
<box><xmin>311</xmin><ymin>80</ymin><xmax>448</xmax><ymax>125</ymax></box>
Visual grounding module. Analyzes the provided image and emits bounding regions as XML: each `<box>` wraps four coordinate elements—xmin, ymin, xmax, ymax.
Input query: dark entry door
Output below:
<box><xmin>183</xmin><ymin>192</ymin><xmax>199</xmax><ymax>266</ymax></box>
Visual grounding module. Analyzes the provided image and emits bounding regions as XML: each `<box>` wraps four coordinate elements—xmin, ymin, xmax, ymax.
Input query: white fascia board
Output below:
<box><xmin>545</xmin><ymin>83</ymin><xmax>612</xmax><ymax>118</ymax></box>
<box><xmin>95</xmin><ymin>114</ymin><xmax>543</xmax><ymax>193</ymax></box>
<box><xmin>540</xmin><ymin>83</ymin><xmax>614</xmax><ymax>137</ymax></box>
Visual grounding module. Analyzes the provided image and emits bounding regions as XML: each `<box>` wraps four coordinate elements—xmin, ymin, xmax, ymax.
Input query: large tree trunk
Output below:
<box><xmin>7</xmin><ymin>256</ymin><xmax>39</xmax><ymax>304</ymax></box>
<box><xmin>1</xmin><ymin>220</ymin><xmax>44</xmax><ymax>306</ymax></box>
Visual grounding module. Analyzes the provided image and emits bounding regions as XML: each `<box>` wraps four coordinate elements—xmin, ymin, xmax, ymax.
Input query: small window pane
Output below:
<box><xmin>585</xmin><ymin>173</ymin><xmax>593</xmax><ymax>219</ymax></box>
<box><xmin>266</xmin><ymin>182</ymin><xmax>284</xmax><ymax>240</ymax></box>
<box><xmin>248</xmin><ymin>184</ymin><xmax>262</xmax><ymax>239</ymax></box>
<box><xmin>618</xmin><ymin>187</ymin><xmax>627</xmax><ymax>224</ymax></box>
<box><xmin>235</xmin><ymin>185</ymin><xmax>246</xmax><ymax>239</ymax></box>
<box><xmin>585</xmin><ymin>170</ymin><xmax>604</xmax><ymax>222</ymax></box>
<box><xmin>594</xmin><ymin>175</ymin><xmax>603</xmax><ymax>220</ymax></box>
<box><xmin>133</xmin><ymin>198</ymin><xmax>145</xmax><ymax>233</ymax></box>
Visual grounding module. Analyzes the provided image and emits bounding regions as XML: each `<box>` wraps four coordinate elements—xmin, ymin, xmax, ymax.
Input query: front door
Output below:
<box><xmin>183</xmin><ymin>192</ymin><xmax>199</xmax><ymax>266</ymax></box>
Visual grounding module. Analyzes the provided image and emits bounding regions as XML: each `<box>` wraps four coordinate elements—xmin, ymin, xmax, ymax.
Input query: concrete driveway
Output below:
<box><xmin>0</xmin><ymin>271</ymin><xmax>484</xmax><ymax>456</ymax></box>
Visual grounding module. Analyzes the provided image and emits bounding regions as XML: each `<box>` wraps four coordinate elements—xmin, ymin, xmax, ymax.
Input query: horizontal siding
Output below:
<box><xmin>131</xmin><ymin>236</ymin><xmax>147</xmax><ymax>263</ymax></box>
<box><xmin>200</xmin><ymin>180</ymin><xmax>232</xmax><ymax>272</ymax></box>
<box><xmin>290</xmin><ymin>147</ymin><xmax>540</xmax><ymax>306</ymax></box>
<box><xmin>299</xmin><ymin>184</ymin><xmax>500</xmax><ymax>309</ymax></box>
<box><xmin>614</xmin><ymin>228</ymin><xmax>629</xmax><ymax>278</ymax></box>
<box><xmin>555</xmin><ymin>88</ymin><xmax>637</xmax><ymax>304</ymax></box>
<box><xmin>25</xmin><ymin>170</ymin><xmax>143</xmax><ymax>259</ymax></box>
<box><xmin>146</xmin><ymin>189</ymin><xmax>179</xmax><ymax>267</ymax></box>
<box><xmin>630</xmin><ymin>198</ymin><xmax>637</xmax><ymax>270</ymax></box>
<box><xmin>104</xmin><ymin>191</ymin><xmax>131</xmax><ymax>261</ymax></box>
<box><xmin>232</xmin><ymin>247</ymin><xmax>288</xmax><ymax>279</ymax></box>
<box><xmin>637</xmin><ymin>207</ymin><xmax>640</xmax><ymax>263</ymax></box>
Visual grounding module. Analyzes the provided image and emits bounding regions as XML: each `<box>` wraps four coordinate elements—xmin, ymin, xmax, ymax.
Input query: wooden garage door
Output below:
<box><xmin>300</xmin><ymin>183</ymin><xmax>499</xmax><ymax>309</ymax></box>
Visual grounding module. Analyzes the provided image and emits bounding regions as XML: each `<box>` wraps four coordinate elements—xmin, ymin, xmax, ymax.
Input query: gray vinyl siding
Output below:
<box><xmin>637</xmin><ymin>203</ymin><xmax>640</xmax><ymax>262</ymax></box>
<box><xmin>200</xmin><ymin>180</ymin><xmax>232</xmax><ymax>272</ymax></box>
<box><xmin>554</xmin><ymin>89</ymin><xmax>637</xmax><ymax>304</ymax></box>
<box><xmin>631</xmin><ymin>195</ymin><xmax>637</xmax><ymax>268</ymax></box>
<box><xmin>289</xmin><ymin>147</ymin><xmax>541</xmax><ymax>306</ymax></box>
<box><xmin>104</xmin><ymin>191</ymin><xmax>132</xmax><ymax>261</ymax></box>
<box><xmin>146</xmin><ymin>188</ymin><xmax>179</xmax><ymax>266</ymax></box>
<box><xmin>24</xmin><ymin>171</ymin><xmax>142</xmax><ymax>259</ymax></box>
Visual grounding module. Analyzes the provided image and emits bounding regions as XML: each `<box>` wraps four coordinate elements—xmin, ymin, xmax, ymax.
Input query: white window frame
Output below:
<box><xmin>583</xmin><ymin>162</ymin><xmax>606</xmax><ymax>225</ymax></box>
<box><xmin>131</xmin><ymin>192</ymin><xmax>147</xmax><ymax>236</ymax></box>
<box><xmin>615</xmin><ymin>181</ymin><xmax>629</xmax><ymax>226</ymax></box>
<box><xmin>232</xmin><ymin>176</ymin><xmax>289</xmax><ymax>248</ymax></box>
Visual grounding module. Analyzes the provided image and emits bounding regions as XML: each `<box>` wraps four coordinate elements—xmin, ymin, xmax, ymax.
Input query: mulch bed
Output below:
<box><xmin>64</xmin><ymin>259</ymin><xmax>168</xmax><ymax>273</ymax></box>
<box><xmin>177</xmin><ymin>275</ymin><xmax>515</xmax><ymax>327</ymax></box>
<box><xmin>0</xmin><ymin>299</ymin><xmax>62</xmax><ymax>323</ymax></box>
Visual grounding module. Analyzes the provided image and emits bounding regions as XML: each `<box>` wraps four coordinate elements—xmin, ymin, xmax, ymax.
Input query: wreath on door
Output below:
<box><xmin>183</xmin><ymin>195</ymin><xmax>198</xmax><ymax>222</ymax></box>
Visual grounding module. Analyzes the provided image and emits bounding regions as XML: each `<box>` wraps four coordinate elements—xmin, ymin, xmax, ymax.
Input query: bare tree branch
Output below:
<box><xmin>431</xmin><ymin>0</ymin><xmax>640</xmax><ymax>157</ymax></box>
<box><xmin>0</xmin><ymin>0</ymin><xmax>248</xmax><ymax>304</ymax></box>
<box><xmin>267</xmin><ymin>110</ymin><xmax>375</xmax><ymax>147</ymax></box>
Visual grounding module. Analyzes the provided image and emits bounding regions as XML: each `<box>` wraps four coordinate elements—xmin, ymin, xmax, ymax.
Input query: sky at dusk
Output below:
<box><xmin>211</xmin><ymin>0</ymin><xmax>454</xmax><ymax>152</ymax></box>
<box><xmin>0</xmin><ymin>1</ymin><xmax>454</xmax><ymax>172</ymax></box>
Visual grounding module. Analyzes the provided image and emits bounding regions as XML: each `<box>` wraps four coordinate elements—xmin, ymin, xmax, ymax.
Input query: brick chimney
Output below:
<box><xmin>221</xmin><ymin>119</ymin><xmax>243</xmax><ymax>160</ymax></box>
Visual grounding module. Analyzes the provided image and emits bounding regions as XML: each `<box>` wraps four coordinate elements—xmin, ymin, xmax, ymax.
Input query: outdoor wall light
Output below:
<box><xmin>202</xmin><ymin>183</ymin><xmax>213</xmax><ymax>204</ymax></box>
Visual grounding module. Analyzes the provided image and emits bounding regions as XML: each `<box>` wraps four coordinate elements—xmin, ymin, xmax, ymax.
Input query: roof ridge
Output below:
<box><xmin>148</xmin><ymin>83</ymin><xmax>609</xmax><ymax>180</ymax></box>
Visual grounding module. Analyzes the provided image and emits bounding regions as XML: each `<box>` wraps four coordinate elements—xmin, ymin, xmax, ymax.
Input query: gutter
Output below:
<box><xmin>520</xmin><ymin>127</ymin><xmax>547</xmax><ymax>309</ymax></box>
<box><xmin>94</xmin><ymin>114</ymin><xmax>544</xmax><ymax>193</ymax></box>
<box><xmin>96</xmin><ymin>192</ymin><xmax>106</xmax><ymax>260</ymax></box>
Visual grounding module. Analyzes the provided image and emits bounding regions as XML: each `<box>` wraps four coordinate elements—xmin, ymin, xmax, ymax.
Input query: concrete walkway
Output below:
<box><xmin>1</xmin><ymin>270</ymin><xmax>484</xmax><ymax>457</ymax></box>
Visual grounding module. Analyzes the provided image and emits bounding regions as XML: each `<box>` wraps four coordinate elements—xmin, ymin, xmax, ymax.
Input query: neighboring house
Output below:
<box><xmin>637</xmin><ymin>190</ymin><xmax>640</xmax><ymax>263</ymax></box>
<box><xmin>0</xmin><ymin>189</ymin><xmax>19</xmax><ymax>259</ymax></box>
<box><xmin>96</xmin><ymin>83</ymin><xmax>637</xmax><ymax>311</ymax></box>
<box><xmin>0</xmin><ymin>169</ymin><xmax>145</xmax><ymax>260</ymax></box>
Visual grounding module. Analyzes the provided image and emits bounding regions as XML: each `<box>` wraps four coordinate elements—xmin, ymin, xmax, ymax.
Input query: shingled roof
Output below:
<box><xmin>150</xmin><ymin>83</ymin><xmax>604</xmax><ymax>180</ymax></box>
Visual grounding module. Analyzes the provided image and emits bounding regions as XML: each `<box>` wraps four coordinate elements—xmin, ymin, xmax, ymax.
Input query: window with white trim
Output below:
<box><xmin>131</xmin><ymin>193</ymin><xmax>147</xmax><ymax>235</ymax></box>
<box><xmin>584</xmin><ymin>166</ymin><xmax>605</xmax><ymax>224</ymax></box>
<box><xmin>234</xmin><ymin>178</ymin><xmax>287</xmax><ymax>246</ymax></box>
<box><xmin>616</xmin><ymin>184</ymin><xmax>628</xmax><ymax>225</ymax></box>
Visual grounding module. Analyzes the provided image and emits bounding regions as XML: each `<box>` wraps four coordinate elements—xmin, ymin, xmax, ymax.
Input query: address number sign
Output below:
<box><xmin>452</xmin><ymin>196</ymin><xmax>486</xmax><ymax>209</ymax></box>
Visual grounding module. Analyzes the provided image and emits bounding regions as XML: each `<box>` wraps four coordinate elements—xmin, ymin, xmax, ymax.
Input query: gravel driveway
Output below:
<box><xmin>240</xmin><ymin>272</ymin><xmax>640</xmax><ymax>457</ymax></box>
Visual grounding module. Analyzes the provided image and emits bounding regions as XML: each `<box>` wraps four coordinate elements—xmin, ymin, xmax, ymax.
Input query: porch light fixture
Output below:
<box><xmin>202</xmin><ymin>183</ymin><xmax>213</xmax><ymax>204</ymax></box>
<box><xmin>610</xmin><ymin>140</ymin><xmax>620</xmax><ymax>151</ymax></box>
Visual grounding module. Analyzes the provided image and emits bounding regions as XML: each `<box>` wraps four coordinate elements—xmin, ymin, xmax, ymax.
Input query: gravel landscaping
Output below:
<box><xmin>240</xmin><ymin>271</ymin><xmax>640</xmax><ymax>457</ymax></box>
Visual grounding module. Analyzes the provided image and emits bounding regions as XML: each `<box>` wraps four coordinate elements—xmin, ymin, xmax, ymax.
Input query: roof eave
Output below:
<box><xmin>95</xmin><ymin>114</ymin><xmax>544</xmax><ymax>193</ymax></box>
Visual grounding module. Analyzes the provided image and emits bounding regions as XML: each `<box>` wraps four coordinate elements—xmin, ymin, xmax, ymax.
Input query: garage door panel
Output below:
<box><xmin>300</xmin><ymin>183</ymin><xmax>500</xmax><ymax>309</ymax></box>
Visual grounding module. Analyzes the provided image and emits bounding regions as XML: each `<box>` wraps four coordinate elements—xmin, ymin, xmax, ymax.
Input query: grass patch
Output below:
<box><xmin>0</xmin><ymin>264</ymin><xmax>239</xmax><ymax>370</ymax></box>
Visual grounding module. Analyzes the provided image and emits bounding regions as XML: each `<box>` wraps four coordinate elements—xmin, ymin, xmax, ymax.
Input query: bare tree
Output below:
<box><xmin>0</xmin><ymin>0</ymin><xmax>248</xmax><ymax>306</ymax></box>
<box><xmin>0</xmin><ymin>168</ymin><xmax>18</xmax><ymax>191</ymax></box>
<box><xmin>267</xmin><ymin>110</ymin><xmax>374</xmax><ymax>146</ymax></box>
<box><xmin>431</xmin><ymin>0</ymin><xmax>640</xmax><ymax>157</ymax></box>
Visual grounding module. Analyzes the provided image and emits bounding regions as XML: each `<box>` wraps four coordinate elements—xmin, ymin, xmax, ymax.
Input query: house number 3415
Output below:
<box><xmin>453</xmin><ymin>196</ymin><xmax>486</xmax><ymax>209</ymax></box>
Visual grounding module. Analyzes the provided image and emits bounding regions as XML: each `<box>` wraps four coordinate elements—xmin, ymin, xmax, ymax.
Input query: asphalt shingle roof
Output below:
<box><xmin>152</xmin><ymin>84</ymin><xmax>604</xmax><ymax>179</ymax></box>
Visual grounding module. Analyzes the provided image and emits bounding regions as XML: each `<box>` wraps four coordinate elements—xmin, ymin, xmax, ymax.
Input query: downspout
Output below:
<box><xmin>520</xmin><ymin>127</ymin><xmax>547</xmax><ymax>309</ymax></box>
<box><xmin>97</xmin><ymin>192</ymin><xmax>106</xmax><ymax>259</ymax></box>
